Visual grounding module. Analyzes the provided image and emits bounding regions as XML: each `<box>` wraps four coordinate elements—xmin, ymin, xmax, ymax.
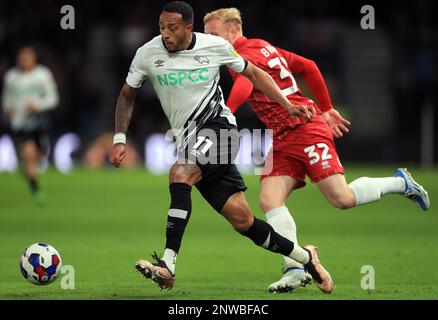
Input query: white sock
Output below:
<box><xmin>349</xmin><ymin>177</ymin><xmax>405</xmax><ymax>206</ymax></box>
<box><xmin>266</xmin><ymin>206</ymin><xmax>303</xmax><ymax>269</ymax></box>
<box><xmin>289</xmin><ymin>245</ymin><xmax>310</xmax><ymax>265</ymax></box>
<box><xmin>162</xmin><ymin>248</ymin><xmax>177</xmax><ymax>275</ymax></box>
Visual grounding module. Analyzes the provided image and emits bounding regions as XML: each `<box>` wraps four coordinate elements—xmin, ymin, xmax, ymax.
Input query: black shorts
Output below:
<box><xmin>12</xmin><ymin>130</ymin><xmax>48</xmax><ymax>152</ymax></box>
<box><xmin>179</xmin><ymin>115</ymin><xmax>247</xmax><ymax>213</ymax></box>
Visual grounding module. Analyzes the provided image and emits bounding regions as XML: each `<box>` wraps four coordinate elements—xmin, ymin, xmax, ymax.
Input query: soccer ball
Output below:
<box><xmin>20</xmin><ymin>243</ymin><xmax>62</xmax><ymax>285</ymax></box>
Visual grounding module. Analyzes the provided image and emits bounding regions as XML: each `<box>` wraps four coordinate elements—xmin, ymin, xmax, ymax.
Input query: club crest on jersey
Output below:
<box><xmin>194</xmin><ymin>55</ymin><xmax>209</xmax><ymax>65</ymax></box>
<box><xmin>154</xmin><ymin>59</ymin><xmax>165</xmax><ymax>67</ymax></box>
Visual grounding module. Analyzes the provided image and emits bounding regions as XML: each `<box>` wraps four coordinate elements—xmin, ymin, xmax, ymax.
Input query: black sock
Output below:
<box><xmin>241</xmin><ymin>217</ymin><xmax>294</xmax><ymax>256</ymax></box>
<box><xmin>28</xmin><ymin>177</ymin><xmax>39</xmax><ymax>194</ymax></box>
<box><xmin>165</xmin><ymin>183</ymin><xmax>192</xmax><ymax>254</ymax></box>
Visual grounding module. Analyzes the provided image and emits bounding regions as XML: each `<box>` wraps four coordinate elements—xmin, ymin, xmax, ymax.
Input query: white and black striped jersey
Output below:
<box><xmin>126</xmin><ymin>32</ymin><xmax>247</xmax><ymax>148</ymax></box>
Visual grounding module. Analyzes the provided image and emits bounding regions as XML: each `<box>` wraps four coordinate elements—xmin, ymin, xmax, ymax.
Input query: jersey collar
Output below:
<box><xmin>233</xmin><ymin>36</ymin><xmax>247</xmax><ymax>49</ymax></box>
<box><xmin>186</xmin><ymin>32</ymin><xmax>196</xmax><ymax>50</ymax></box>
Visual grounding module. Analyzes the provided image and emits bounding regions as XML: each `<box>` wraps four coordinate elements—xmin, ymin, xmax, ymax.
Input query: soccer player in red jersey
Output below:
<box><xmin>204</xmin><ymin>8</ymin><xmax>430</xmax><ymax>293</ymax></box>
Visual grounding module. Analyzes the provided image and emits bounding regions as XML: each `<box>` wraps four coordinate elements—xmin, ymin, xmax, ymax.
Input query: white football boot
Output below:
<box><xmin>395</xmin><ymin>168</ymin><xmax>430</xmax><ymax>211</ymax></box>
<box><xmin>268</xmin><ymin>266</ymin><xmax>312</xmax><ymax>293</ymax></box>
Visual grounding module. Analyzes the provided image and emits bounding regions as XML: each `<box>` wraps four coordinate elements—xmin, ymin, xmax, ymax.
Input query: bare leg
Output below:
<box><xmin>317</xmin><ymin>174</ymin><xmax>356</xmax><ymax>209</ymax></box>
<box><xmin>19</xmin><ymin>140</ymin><xmax>41</xmax><ymax>194</ymax></box>
<box><xmin>259</xmin><ymin>176</ymin><xmax>297</xmax><ymax>213</ymax></box>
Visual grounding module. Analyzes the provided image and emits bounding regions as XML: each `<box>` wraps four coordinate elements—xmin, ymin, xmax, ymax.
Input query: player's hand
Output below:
<box><xmin>285</xmin><ymin>103</ymin><xmax>316</xmax><ymax>119</ymax></box>
<box><xmin>322</xmin><ymin>109</ymin><xmax>351</xmax><ymax>138</ymax></box>
<box><xmin>26</xmin><ymin>101</ymin><xmax>38</xmax><ymax>113</ymax></box>
<box><xmin>109</xmin><ymin>143</ymin><xmax>126</xmax><ymax>168</ymax></box>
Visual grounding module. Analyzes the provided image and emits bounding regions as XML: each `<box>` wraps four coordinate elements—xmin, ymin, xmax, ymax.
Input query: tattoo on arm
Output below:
<box><xmin>115</xmin><ymin>83</ymin><xmax>137</xmax><ymax>133</ymax></box>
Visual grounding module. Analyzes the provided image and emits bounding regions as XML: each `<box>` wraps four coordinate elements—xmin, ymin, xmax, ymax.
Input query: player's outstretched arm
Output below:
<box><xmin>278</xmin><ymin>48</ymin><xmax>351</xmax><ymax>137</ymax></box>
<box><xmin>240</xmin><ymin>62</ymin><xmax>315</xmax><ymax>119</ymax></box>
<box><xmin>226</xmin><ymin>74</ymin><xmax>253</xmax><ymax>113</ymax></box>
<box><xmin>110</xmin><ymin>83</ymin><xmax>137</xmax><ymax>168</ymax></box>
<box><xmin>278</xmin><ymin>48</ymin><xmax>333</xmax><ymax>112</ymax></box>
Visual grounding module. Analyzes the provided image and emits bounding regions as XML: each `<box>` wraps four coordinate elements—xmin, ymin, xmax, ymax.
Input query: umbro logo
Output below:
<box><xmin>166</xmin><ymin>222</ymin><xmax>174</xmax><ymax>229</ymax></box>
<box><xmin>155</xmin><ymin>59</ymin><xmax>165</xmax><ymax>67</ymax></box>
<box><xmin>194</xmin><ymin>55</ymin><xmax>209</xmax><ymax>65</ymax></box>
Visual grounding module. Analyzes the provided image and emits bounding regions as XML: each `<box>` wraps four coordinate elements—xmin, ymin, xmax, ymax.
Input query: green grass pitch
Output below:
<box><xmin>0</xmin><ymin>166</ymin><xmax>437</xmax><ymax>300</ymax></box>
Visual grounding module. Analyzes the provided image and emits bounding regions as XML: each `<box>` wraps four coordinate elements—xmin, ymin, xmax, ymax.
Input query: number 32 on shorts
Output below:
<box><xmin>304</xmin><ymin>143</ymin><xmax>332</xmax><ymax>165</ymax></box>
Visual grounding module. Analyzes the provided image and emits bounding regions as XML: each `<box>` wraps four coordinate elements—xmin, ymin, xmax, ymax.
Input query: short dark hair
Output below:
<box><xmin>17</xmin><ymin>45</ymin><xmax>37</xmax><ymax>56</ymax></box>
<box><xmin>162</xmin><ymin>1</ymin><xmax>194</xmax><ymax>24</ymax></box>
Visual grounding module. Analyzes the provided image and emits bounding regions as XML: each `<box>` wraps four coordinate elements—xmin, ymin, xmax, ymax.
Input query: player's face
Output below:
<box><xmin>17</xmin><ymin>48</ymin><xmax>37</xmax><ymax>71</ymax></box>
<box><xmin>159</xmin><ymin>12</ymin><xmax>193</xmax><ymax>53</ymax></box>
<box><xmin>204</xmin><ymin>19</ymin><xmax>231</xmax><ymax>42</ymax></box>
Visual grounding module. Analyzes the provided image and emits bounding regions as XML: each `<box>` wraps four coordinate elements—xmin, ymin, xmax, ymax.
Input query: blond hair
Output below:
<box><xmin>203</xmin><ymin>8</ymin><xmax>243</xmax><ymax>31</ymax></box>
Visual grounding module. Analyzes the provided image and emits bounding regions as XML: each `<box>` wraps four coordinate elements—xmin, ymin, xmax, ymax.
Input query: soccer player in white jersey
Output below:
<box><xmin>2</xmin><ymin>46</ymin><xmax>59</xmax><ymax>205</ymax></box>
<box><xmin>109</xmin><ymin>1</ymin><xmax>333</xmax><ymax>293</ymax></box>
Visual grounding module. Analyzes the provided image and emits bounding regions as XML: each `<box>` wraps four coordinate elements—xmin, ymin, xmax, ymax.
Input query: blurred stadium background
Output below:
<box><xmin>0</xmin><ymin>0</ymin><xmax>437</xmax><ymax>300</ymax></box>
<box><xmin>0</xmin><ymin>0</ymin><xmax>437</xmax><ymax>172</ymax></box>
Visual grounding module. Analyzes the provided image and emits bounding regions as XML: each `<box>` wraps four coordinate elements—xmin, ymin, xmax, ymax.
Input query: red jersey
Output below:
<box><xmin>228</xmin><ymin>36</ymin><xmax>333</xmax><ymax>140</ymax></box>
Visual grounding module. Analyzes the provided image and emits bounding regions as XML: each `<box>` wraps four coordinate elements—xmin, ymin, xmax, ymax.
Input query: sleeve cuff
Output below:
<box><xmin>126</xmin><ymin>76</ymin><xmax>143</xmax><ymax>89</ymax></box>
<box><xmin>240</xmin><ymin>59</ymin><xmax>249</xmax><ymax>73</ymax></box>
